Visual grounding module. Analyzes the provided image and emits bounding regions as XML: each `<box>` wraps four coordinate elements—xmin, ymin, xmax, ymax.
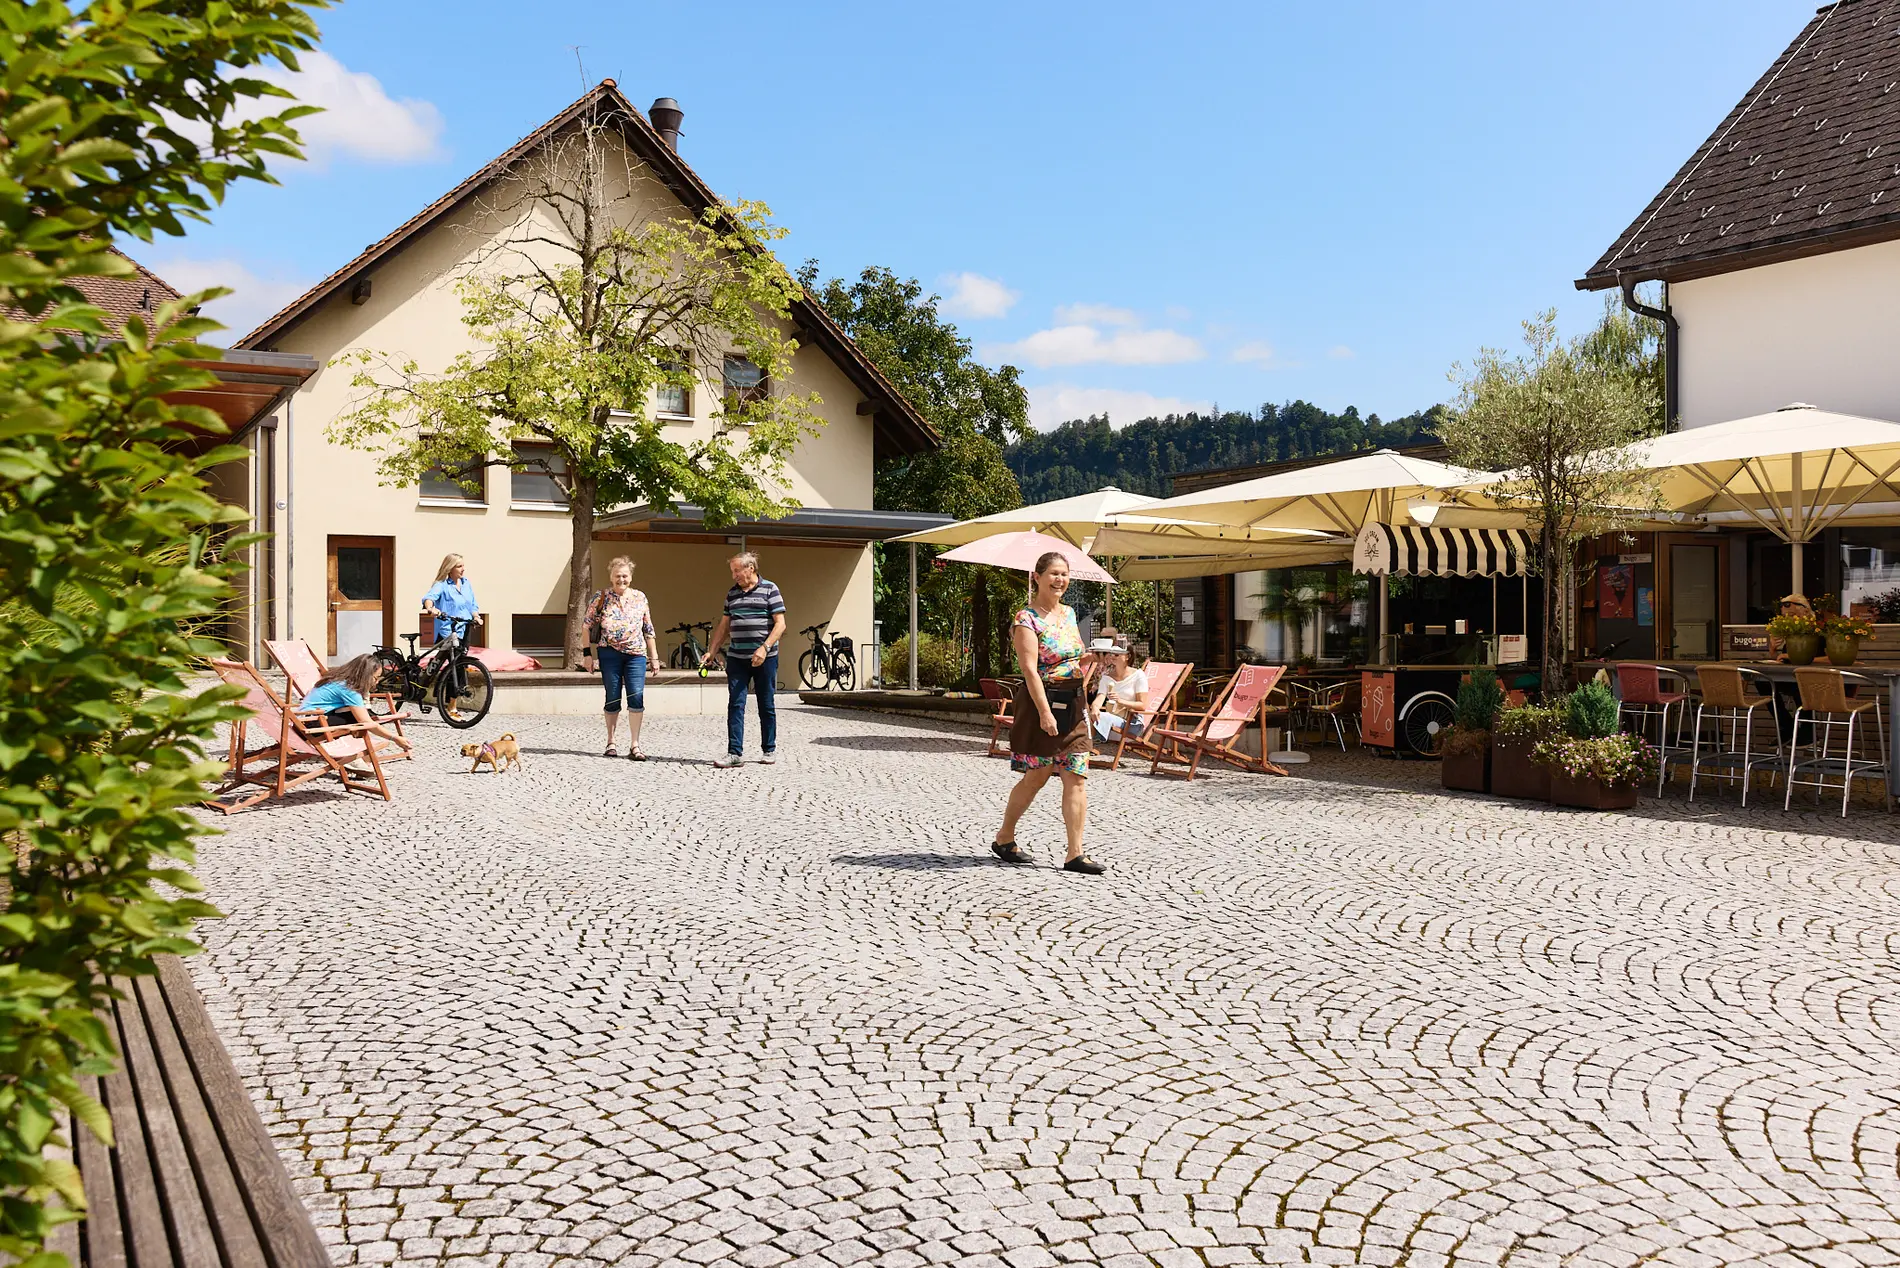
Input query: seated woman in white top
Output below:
<box><xmin>1090</xmin><ymin>631</ymin><xmax>1150</xmax><ymax>741</ymax></box>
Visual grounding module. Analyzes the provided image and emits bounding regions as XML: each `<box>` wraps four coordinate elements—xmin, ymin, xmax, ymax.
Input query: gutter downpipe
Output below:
<box><xmin>908</xmin><ymin>542</ymin><xmax>919</xmax><ymax>690</ymax></box>
<box><xmin>1618</xmin><ymin>273</ymin><xmax>1678</xmax><ymax>430</ymax></box>
<box><xmin>284</xmin><ymin>396</ymin><xmax>294</xmax><ymax>642</ymax></box>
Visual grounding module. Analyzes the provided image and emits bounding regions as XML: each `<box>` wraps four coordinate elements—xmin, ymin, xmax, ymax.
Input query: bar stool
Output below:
<box><xmin>1615</xmin><ymin>664</ymin><xmax>1691</xmax><ymax>796</ymax></box>
<box><xmin>1783</xmin><ymin>667</ymin><xmax>1890</xmax><ymax>817</ymax></box>
<box><xmin>1689</xmin><ymin>665</ymin><xmax>1781</xmax><ymax>806</ymax></box>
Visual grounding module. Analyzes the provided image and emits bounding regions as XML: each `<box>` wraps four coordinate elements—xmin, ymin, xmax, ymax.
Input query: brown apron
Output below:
<box><xmin>1009</xmin><ymin>676</ymin><xmax>1092</xmax><ymax>764</ymax></box>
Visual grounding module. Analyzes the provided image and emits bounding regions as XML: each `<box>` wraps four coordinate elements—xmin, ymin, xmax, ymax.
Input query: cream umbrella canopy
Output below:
<box><xmin>891</xmin><ymin>486</ymin><xmax>1164</xmax><ymax>548</ymax></box>
<box><xmin>1619</xmin><ymin>403</ymin><xmax>1900</xmax><ymax>593</ymax></box>
<box><xmin>1141</xmin><ymin>449</ymin><xmax>1500</xmax><ymax>534</ymax></box>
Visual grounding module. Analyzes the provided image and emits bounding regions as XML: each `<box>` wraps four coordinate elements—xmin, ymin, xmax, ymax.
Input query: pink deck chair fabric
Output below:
<box><xmin>1207</xmin><ymin>665</ymin><xmax>1285</xmax><ymax>742</ymax></box>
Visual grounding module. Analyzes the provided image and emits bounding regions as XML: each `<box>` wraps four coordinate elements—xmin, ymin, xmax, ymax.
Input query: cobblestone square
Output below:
<box><xmin>191</xmin><ymin>705</ymin><xmax>1900</xmax><ymax>1267</ymax></box>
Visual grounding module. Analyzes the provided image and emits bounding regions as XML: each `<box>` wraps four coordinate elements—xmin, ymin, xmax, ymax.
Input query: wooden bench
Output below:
<box><xmin>47</xmin><ymin>954</ymin><xmax>330</xmax><ymax>1267</ymax></box>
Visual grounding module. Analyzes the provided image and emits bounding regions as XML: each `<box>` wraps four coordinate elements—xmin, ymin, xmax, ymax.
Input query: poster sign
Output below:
<box><xmin>1360</xmin><ymin>671</ymin><xmax>1395</xmax><ymax>747</ymax></box>
<box><xmin>1599</xmin><ymin>564</ymin><xmax>1635</xmax><ymax>619</ymax></box>
<box><xmin>1724</xmin><ymin>627</ymin><xmax>1770</xmax><ymax>657</ymax></box>
<box><xmin>1498</xmin><ymin>634</ymin><xmax>1529</xmax><ymax>663</ymax></box>
<box><xmin>1636</xmin><ymin>587</ymin><xmax>1654</xmax><ymax>627</ymax></box>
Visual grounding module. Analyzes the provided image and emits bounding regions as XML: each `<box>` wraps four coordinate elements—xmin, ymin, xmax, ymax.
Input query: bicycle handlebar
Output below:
<box><xmin>800</xmin><ymin>622</ymin><xmax>827</xmax><ymax>635</ymax></box>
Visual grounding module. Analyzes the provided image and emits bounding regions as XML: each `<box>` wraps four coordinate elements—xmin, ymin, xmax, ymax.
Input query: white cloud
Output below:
<box><xmin>145</xmin><ymin>256</ymin><xmax>315</xmax><ymax>344</ymax></box>
<box><xmin>255</xmin><ymin>51</ymin><xmax>446</xmax><ymax>165</ymax></box>
<box><xmin>938</xmin><ymin>272</ymin><xmax>1018</xmax><ymax>320</ymax></box>
<box><xmin>1026</xmin><ymin>384</ymin><xmax>1211</xmax><ymax>431</ymax></box>
<box><xmin>990</xmin><ymin>319</ymin><xmax>1203</xmax><ymax>369</ymax></box>
<box><xmin>1053</xmin><ymin>302</ymin><xmax>1138</xmax><ymax>327</ymax></box>
<box><xmin>1327</xmin><ymin>344</ymin><xmax>1356</xmax><ymax>360</ymax></box>
<box><xmin>1230</xmin><ymin>340</ymin><xmax>1280</xmax><ymax>366</ymax></box>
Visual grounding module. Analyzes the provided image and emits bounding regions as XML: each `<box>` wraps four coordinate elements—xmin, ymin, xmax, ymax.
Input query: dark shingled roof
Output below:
<box><xmin>1579</xmin><ymin>0</ymin><xmax>1900</xmax><ymax>290</ymax></box>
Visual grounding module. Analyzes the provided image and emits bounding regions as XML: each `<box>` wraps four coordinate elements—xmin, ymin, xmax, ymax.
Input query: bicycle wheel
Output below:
<box><xmin>370</xmin><ymin>649</ymin><xmax>411</xmax><ymax>716</ymax></box>
<box><xmin>436</xmin><ymin>657</ymin><xmax>494</xmax><ymax>729</ymax></box>
<box><xmin>830</xmin><ymin>650</ymin><xmax>856</xmax><ymax>692</ymax></box>
<box><xmin>798</xmin><ymin>648</ymin><xmax>829</xmax><ymax>690</ymax></box>
<box><xmin>670</xmin><ymin>641</ymin><xmax>693</xmax><ymax>670</ymax></box>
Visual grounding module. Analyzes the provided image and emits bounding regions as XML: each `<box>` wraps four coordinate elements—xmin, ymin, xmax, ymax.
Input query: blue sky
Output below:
<box><xmin>156</xmin><ymin>0</ymin><xmax>1812</xmax><ymax>430</ymax></box>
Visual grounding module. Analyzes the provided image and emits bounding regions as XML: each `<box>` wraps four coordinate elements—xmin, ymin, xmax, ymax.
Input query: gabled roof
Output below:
<box><xmin>1579</xmin><ymin>0</ymin><xmax>1900</xmax><ymax>291</ymax></box>
<box><xmin>8</xmin><ymin>249</ymin><xmax>182</xmax><ymax>329</ymax></box>
<box><xmin>236</xmin><ymin>81</ymin><xmax>939</xmax><ymax>457</ymax></box>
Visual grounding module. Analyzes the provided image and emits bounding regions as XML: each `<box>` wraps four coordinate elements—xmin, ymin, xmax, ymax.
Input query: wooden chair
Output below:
<box><xmin>979</xmin><ymin>677</ymin><xmax>1016</xmax><ymax>758</ymax></box>
<box><xmin>1148</xmin><ymin>664</ymin><xmax>1291</xmax><ymax>781</ymax></box>
<box><xmin>1300</xmin><ymin>679</ymin><xmax>1360</xmax><ymax>751</ymax></box>
<box><xmin>1689</xmin><ymin>664</ymin><xmax>1780</xmax><ymax>806</ymax></box>
<box><xmin>1091</xmin><ymin>660</ymin><xmax>1194</xmax><ymax>771</ymax></box>
<box><xmin>205</xmin><ymin>659</ymin><xmax>395</xmax><ymax>813</ymax></box>
<box><xmin>265</xmin><ymin>637</ymin><xmax>412</xmax><ymax>755</ymax></box>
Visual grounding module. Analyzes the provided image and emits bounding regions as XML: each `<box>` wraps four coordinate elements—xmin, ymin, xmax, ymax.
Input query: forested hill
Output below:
<box><xmin>1003</xmin><ymin>402</ymin><xmax>1446</xmax><ymax>502</ymax></box>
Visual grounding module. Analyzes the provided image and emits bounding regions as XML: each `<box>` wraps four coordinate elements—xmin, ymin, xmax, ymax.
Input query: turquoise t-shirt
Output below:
<box><xmin>303</xmin><ymin>681</ymin><xmax>366</xmax><ymax>713</ymax></box>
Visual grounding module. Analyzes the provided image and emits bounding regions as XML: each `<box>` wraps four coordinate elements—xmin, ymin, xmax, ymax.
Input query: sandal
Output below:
<box><xmin>1063</xmin><ymin>855</ymin><xmax>1106</xmax><ymax>875</ymax></box>
<box><xmin>603</xmin><ymin>744</ymin><xmax>618</xmax><ymax>757</ymax></box>
<box><xmin>628</xmin><ymin>747</ymin><xmax>647</xmax><ymax>761</ymax></box>
<box><xmin>991</xmin><ymin>840</ymin><xmax>1032</xmax><ymax>865</ymax></box>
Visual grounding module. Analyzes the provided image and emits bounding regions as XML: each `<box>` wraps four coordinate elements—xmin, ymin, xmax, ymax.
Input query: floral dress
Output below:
<box><xmin>1009</xmin><ymin>603</ymin><xmax>1092</xmax><ymax>776</ymax></box>
<box><xmin>585</xmin><ymin>587</ymin><xmax>655</xmax><ymax>654</ymax></box>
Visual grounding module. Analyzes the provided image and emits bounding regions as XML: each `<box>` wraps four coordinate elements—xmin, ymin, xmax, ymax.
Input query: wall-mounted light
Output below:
<box><xmin>350</xmin><ymin>276</ymin><xmax>372</xmax><ymax>305</ymax></box>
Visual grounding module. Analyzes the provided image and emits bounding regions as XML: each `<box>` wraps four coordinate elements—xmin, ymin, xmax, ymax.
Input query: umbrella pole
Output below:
<box><xmin>1791</xmin><ymin>538</ymin><xmax>1804</xmax><ymax>597</ymax></box>
<box><xmin>1379</xmin><ymin>574</ymin><xmax>1389</xmax><ymax>662</ymax></box>
<box><xmin>909</xmin><ymin>542</ymin><xmax>919</xmax><ymax>691</ymax></box>
<box><xmin>1153</xmin><ymin>580</ymin><xmax>1160</xmax><ymax>653</ymax></box>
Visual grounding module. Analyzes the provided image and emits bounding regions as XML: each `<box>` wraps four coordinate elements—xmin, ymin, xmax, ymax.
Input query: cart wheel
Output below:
<box><xmin>1402</xmin><ymin>696</ymin><xmax>1456</xmax><ymax>758</ymax></box>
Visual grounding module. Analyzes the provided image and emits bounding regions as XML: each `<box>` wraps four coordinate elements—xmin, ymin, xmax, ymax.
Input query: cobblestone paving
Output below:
<box><xmin>190</xmin><ymin>705</ymin><xmax>1900</xmax><ymax>1268</ymax></box>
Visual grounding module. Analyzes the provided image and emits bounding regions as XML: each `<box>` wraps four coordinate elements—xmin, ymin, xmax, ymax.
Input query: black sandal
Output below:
<box><xmin>991</xmin><ymin>840</ymin><xmax>1032</xmax><ymax>865</ymax></box>
<box><xmin>603</xmin><ymin>744</ymin><xmax>618</xmax><ymax>757</ymax></box>
<box><xmin>628</xmin><ymin>747</ymin><xmax>647</xmax><ymax>761</ymax></box>
<box><xmin>1063</xmin><ymin>855</ymin><xmax>1106</xmax><ymax>875</ymax></box>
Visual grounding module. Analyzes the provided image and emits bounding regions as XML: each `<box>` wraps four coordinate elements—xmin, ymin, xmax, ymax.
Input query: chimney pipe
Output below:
<box><xmin>649</xmin><ymin>97</ymin><xmax>683</xmax><ymax>151</ymax></box>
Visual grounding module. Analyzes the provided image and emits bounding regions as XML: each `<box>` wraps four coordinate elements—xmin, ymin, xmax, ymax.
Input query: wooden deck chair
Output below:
<box><xmin>265</xmin><ymin>637</ymin><xmax>412</xmax><ymax>758</ymax></box>
<box><xmin>205</xmin><ymin>659</ymin><xmax>394</xmax><ymax>813</ymax></box>
<box><xmin>979</xmin><ymin>678</ymin><xmax>1016</xmax><ymax>758</ymax></box>
<box><xmin>1148</xmin><ymin>664</ymin><xmax>1290</xmax><ymax>780</ymax></box>
<box><xmin>1091</xmin><ymin>661</ymin><xmax>1194</xmax><ymax>770</ymax></box>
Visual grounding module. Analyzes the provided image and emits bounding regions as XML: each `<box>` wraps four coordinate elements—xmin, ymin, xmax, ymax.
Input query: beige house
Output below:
<box><xmin>231</xmin><ymin>82</ymin><xmax>938</xmax><ymax>682</ymax></box>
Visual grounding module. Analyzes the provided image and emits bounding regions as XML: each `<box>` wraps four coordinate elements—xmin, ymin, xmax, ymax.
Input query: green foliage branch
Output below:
<box><xmin>336</xmin><ymin>115</ymin><xmax>820</xmax><ymax>664</ymax></box>
<box><xmin>0</xmin><ymin>2</ymin><xmax>324</xmax><ymax>1259</ymax></box>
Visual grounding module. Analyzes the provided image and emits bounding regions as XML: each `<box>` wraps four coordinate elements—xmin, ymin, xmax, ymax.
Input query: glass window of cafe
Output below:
<box><xmin>1839</xmin><ymin>527</ymin><xmax>1900</xmax><ymax>619</ymax></box>
<box><xmin>1245</xmin><ymin>566</ymin><xmax>1370</xmax><ymax>665</ymax></box>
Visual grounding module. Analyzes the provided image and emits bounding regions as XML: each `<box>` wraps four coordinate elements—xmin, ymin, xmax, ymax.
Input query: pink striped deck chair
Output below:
<box><xmin>265</xmin><ymin>637</ymin><xmax>412</xmax><ymax>759</ymax></box>
<box><xmin>205</xmin><ymin>659</ymin><xmax>394</xmax><ymax>813</ymax></box>
<box><xmin>1147</xmin><ymin>664</ymin><xmax>1289</xmax><ymax>781</ymax></box>
<box><xmin>1091</xmin><ymin>661</ymin><xmax>1194</xmax><ymax>770</ymax></box>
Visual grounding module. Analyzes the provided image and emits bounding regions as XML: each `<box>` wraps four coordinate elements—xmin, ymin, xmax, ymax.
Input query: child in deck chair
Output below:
<box><xmin>1090</xmin><ymin>630</ymin><xmax>1150</xmax><ymax>742</ymax></box>
<box><xmin>301</xmin><ymin>654</ymin><xmax>414</xmax><ymax>759</ymax></box>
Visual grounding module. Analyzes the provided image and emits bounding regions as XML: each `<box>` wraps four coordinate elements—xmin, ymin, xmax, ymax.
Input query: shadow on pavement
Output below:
<box><xmin>810</xmin><ymin>735</ymin><xmax>976</xmax><ymax>754</ymax></box>
<box><xmin>835</xmin><ymin>852</ymin><xmax>1002</xmax><ymax>870</ymax></box>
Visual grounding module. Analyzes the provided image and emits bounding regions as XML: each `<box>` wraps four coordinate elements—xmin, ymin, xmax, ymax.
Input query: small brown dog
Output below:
<box><xmin>461</xmin><ymin>733</ymin><xmax>523</xmax><ymax>773</ymax></box>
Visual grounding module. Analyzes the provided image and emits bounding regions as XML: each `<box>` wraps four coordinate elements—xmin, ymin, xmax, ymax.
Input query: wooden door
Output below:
<box><xmin>1656</xmin><ymin>533</ymin><xmax>1729</xmax><ymax>660</ymax></box>
<box><xmin>327</xmin><ymin>535</ymin><xmax>394</xmax><ymax>661</ymax></box>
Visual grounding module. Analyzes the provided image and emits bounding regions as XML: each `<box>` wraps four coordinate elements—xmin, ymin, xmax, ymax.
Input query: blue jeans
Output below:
<box><xmin>727</xmin><ymin>651</ymin><xmax>778</xmax><ymax>755</ymax></box>
<box><xmin>598</xmin><ymin>647</ymin><xmax>646</xmax><ymax>713</ymax></box>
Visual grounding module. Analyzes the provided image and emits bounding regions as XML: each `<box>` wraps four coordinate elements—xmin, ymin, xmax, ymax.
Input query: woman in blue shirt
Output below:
<box><xmin>422</xmin><ymin>553</ymin><xmax>480</xmax><ymax>642</ymax></box>
<box><xmin>302</xmin><ymin>654</ymin><xmax>414</xmax><ymax>757</ymax></box>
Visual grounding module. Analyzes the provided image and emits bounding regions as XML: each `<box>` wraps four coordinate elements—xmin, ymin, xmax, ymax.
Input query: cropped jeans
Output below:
<box><xmin>727</xmin><ymin>651</ymin><xmax>778</xmax><ymax>756</ymax></box>
<box><xmin>597</xmin><ymin>646</ymin><xmax>646</xmax><ymax>714</ymax></box>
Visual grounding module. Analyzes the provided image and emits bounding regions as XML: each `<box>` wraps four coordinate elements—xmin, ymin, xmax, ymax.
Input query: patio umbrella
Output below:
<box><xmin>1141</xmin><ymin>449</ymin><xmax>1500</xmax><ymax>534</ymax></box>
<box><xmin>1620</xmin><ymin>403</ymin><xmax>1900</xmax><ymax>592</ymax></box>
<box><xmin>938</xmin><ymin>529</ymin><xmax>1118</xmax><ymax>583</ymax></box>
<box><xmin>892</xmin><ymin>486</ymin><xmax>1161</xmax><ymax>549</ymax></box>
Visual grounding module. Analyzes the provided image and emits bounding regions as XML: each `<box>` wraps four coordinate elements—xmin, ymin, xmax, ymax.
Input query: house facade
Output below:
<box><xmin>232</xmin><ymin>82</ymin><xmax>937</xmax><ymax>681</ymax></box>
<box><xmin>1571</xmin><ymin>0</ymin><xmax>1900</xmax><ymax>654</ymax></box>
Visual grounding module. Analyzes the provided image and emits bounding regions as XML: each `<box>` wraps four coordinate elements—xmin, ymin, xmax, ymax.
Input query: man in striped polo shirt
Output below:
<box><xmin>706</xmin><ymin>551</ymin><xmax>787</xmax><ymax>767</ymax></box>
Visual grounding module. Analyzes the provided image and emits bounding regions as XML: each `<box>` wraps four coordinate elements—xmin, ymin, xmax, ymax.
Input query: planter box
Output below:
<box><xmin>1549</xmin><ymin>771</ymin><xmax>1640</xmax><ymax>809</ymax></box>
<box><xmin>1440</xmin><ymin>743</ymin><xmax>1490</xmax><ymax>793</ymax></box>
<box><xmin>1489</xmin><ymin>734</ymin><xmax>1549</xmax><ymax>801</ymax></box>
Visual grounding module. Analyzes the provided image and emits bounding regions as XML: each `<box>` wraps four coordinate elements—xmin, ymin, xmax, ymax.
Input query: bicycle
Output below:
<box><xmin>666</xmin><ymin>620</ymin><xmax>715</xmax><ymax>670</ymax></box>
<box><xmin>371</xmin><ymin>615</ymin><xmax>495</xmax><ymax>730</ymax></box>
<box><xmin>796</xmin><ymin>621</ymin><xmax>856</xmax><ymax>691</ymax></box>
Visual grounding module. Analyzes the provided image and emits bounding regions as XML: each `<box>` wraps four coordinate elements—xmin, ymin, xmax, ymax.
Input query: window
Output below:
<box><xmin>512</xmin><ymin>613</ymin><xmax>567</xmax><ymax>650</ymax></box>
<box><xmin>419</xmin><ymin>457</ymin><xmax>485</xmax><ymax>504</ymax></box>
<box><xmin>511</xmin><ymin>443</ymin><xmax>568</xmax><ymax>506</ymax></box>
<box><xmin>722</xmin><ymin>356</ymin><xmax>768</xmax><ymax>409</ymax></box>
<box><xmin>656</xmin><ymin>364</ymin><xmax>693</xmax><ymax>419</ymax></box>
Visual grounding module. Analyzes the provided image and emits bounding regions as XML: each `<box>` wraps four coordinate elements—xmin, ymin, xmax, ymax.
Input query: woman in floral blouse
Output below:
<box><xmin>992</xmin><ymin>551</ymin><xmax>1106</xmax><ymax>875</ymax></box>
<box><xmin>580</xmin><ymin>556</ymin><xmax>660</xmax><ymax>759</ymax></box>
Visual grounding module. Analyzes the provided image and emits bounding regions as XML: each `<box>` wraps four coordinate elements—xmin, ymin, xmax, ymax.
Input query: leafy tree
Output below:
<box><xmin>336</xmin><ymin>112</ymin><xmax>820</xmax><ymax>665</ymax></box>
<box><xmin>0</xmin><ymin>2</ymin><xmax>325</xmax><ymax>1260</ymax></box>
<box><xmin>1577</xmin><ymin>289</ymin><xmax>1666</xmax><ymax>431</ymax></box>
<box><xmin>1439</xmin><ymin>311</ymin><xmax>1662</xmax><ymax>692</ymax></box>
<box><xmin>799</xmin><ymin>265</ymin><xmax>1030</xmax><ymax>677</ymax></box>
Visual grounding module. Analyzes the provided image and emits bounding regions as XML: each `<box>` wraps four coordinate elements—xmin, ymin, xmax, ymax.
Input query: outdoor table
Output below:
<box><xmin>1578</xmin><ymin>659</ymin><xmax>1900</xmax><ymax>804</ymax></box>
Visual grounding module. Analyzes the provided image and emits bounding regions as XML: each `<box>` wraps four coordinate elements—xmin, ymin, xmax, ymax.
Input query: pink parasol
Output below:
<box><xmin>937</xmin><ymin>530</ymin><xmax>1116</xmax><ymax>583</ymax></box>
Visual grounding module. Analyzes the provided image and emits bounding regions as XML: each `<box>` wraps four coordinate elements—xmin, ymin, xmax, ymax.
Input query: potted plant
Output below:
<box><xmin>1532</xmin><ymin>679</ymin><xmax>1658</xmax><ymax>809</ymax></box>
<box><xmin>1821</xmin><ymin>609</ymin><xmax>1876</xmax><ymax>666</ymax></box>
<box><xmin>1767</xmin><ymin>606</ymin><xmax>1824</xmax><ymax>665</ymax></box>
<box><xmin>1490</xmin><ymin>698</ymin><xmax>1564</xmax><ymax>801</ymax></box>
<box><xmin>1441</xmin><ymin>671</ymin><xmax>1503</xmax><ymax>793</ymax></box>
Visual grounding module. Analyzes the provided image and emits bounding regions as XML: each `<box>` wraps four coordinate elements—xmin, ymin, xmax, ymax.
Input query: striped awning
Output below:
<box><xmin>1351</xmin><ymin>523</ymin><xmax>1531</xmax><ymax>577</ymax></box>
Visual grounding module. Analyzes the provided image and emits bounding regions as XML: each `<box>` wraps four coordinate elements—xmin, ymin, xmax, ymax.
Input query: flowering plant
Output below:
<box><xmin>1822</xmin><ymin>611</ymin><xmax>1876</xmax><ymax>640</ymax></box>
<box><xmin>1765</xmin><ymin>610</ymin><xmax>1822</xmax><ymax>639</ymax></box>
<box><xmin>1531</xmin><ymin>732</ymin><xmax>1658</xmax><ymax>787</ymax></box>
